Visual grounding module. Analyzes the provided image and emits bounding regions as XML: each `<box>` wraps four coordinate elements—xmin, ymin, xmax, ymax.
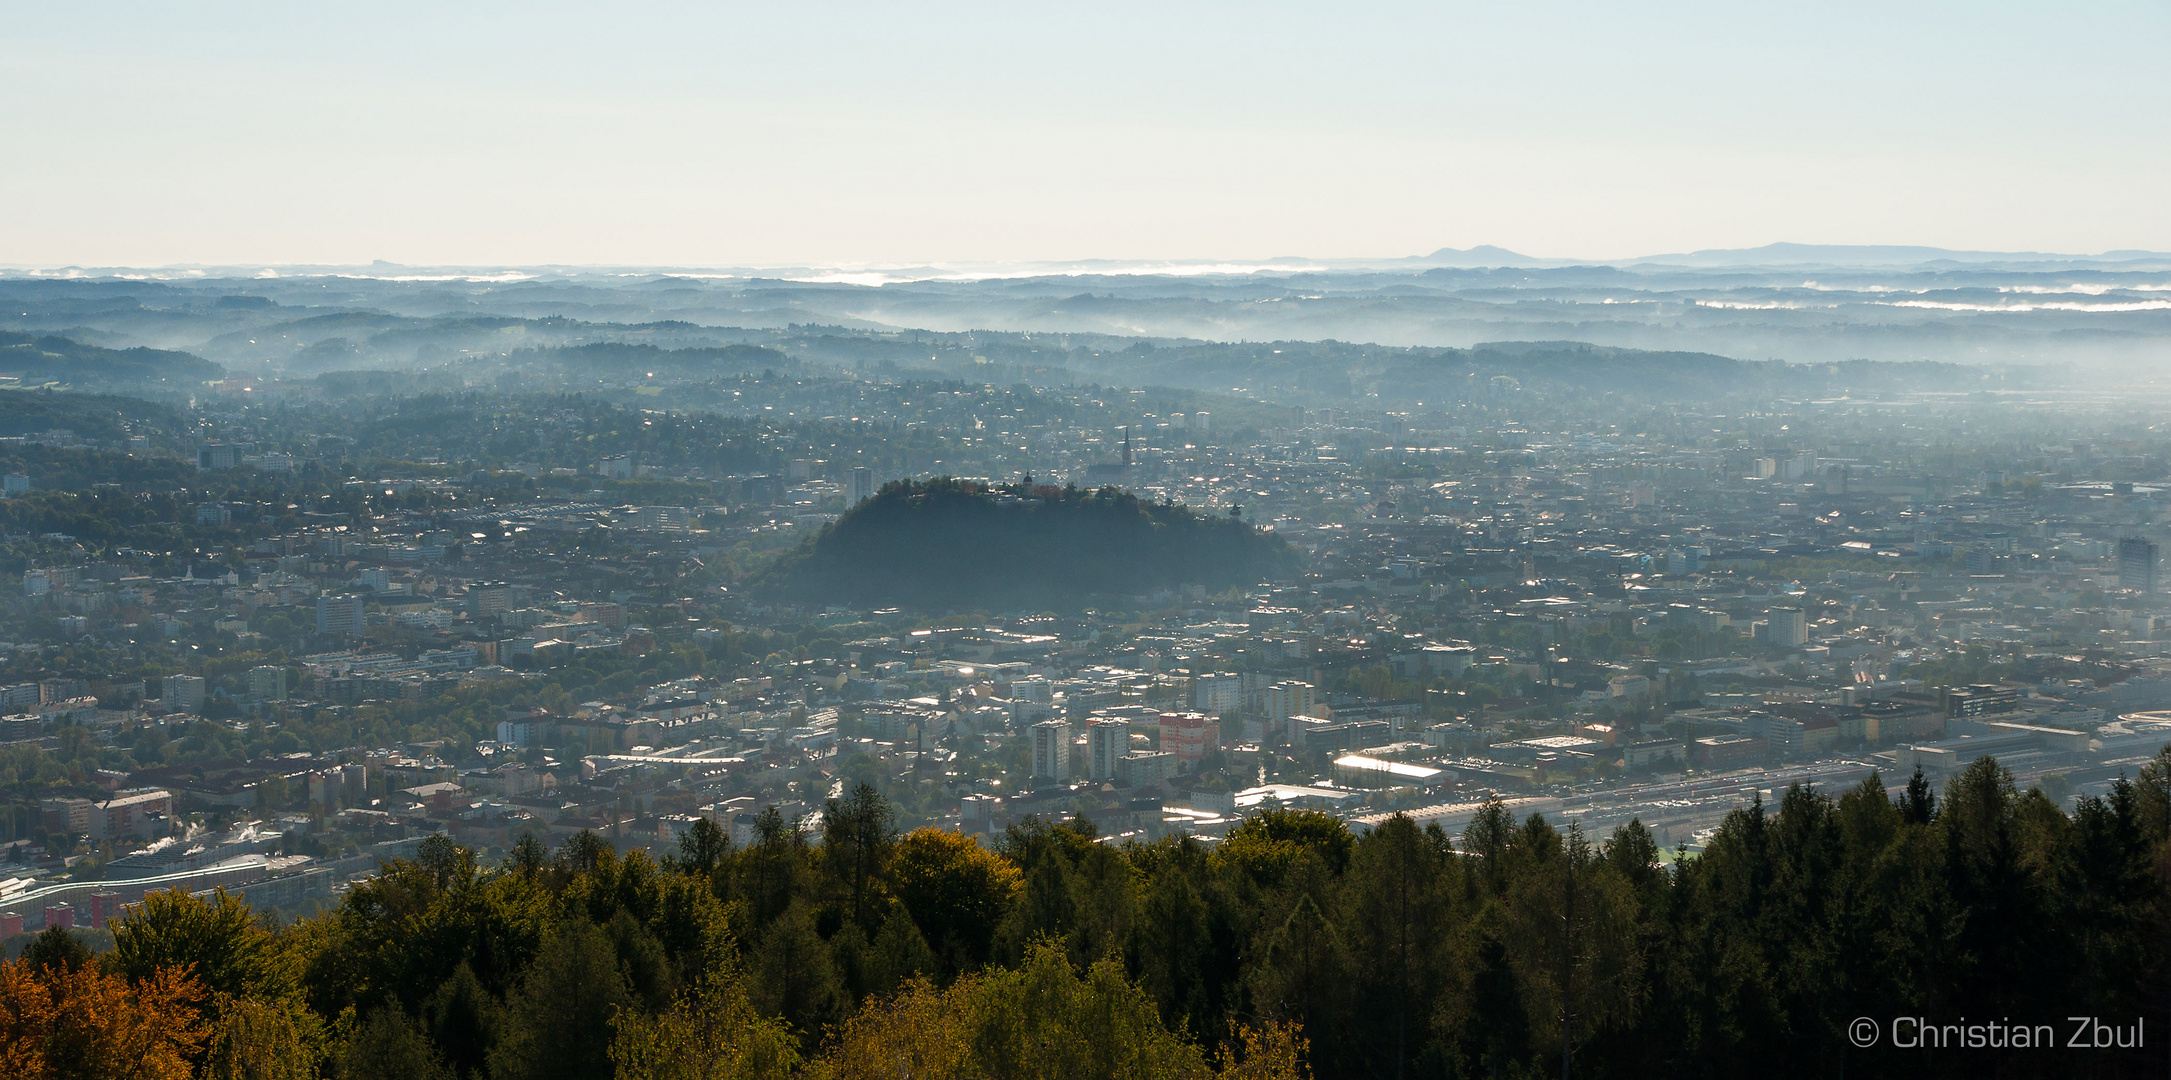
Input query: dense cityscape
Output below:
<box><xmin>9</xmin><ymin>303</ymin><xmax>2171</xmax><ymax>946</ymax></box>
<box><xmin>0</xmin><ymin>251</ymin><xmax>2169</xmax><ymax>1078</ymax></box>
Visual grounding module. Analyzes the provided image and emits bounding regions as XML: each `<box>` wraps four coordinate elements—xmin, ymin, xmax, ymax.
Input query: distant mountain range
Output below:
<box><xmin>11</xmin><ymin>243</ymin><xmax>2171</xmax><ymax>283</ymax></box>
<box><xmin>1400</xmin><ymin>242</ymin><xmax>2171</xmax><ymax>271</ymax></box>
<box><xmin>8</xmin><ymin>248</ymin><xmax>2170</xmax><ymax>372</ymax></box>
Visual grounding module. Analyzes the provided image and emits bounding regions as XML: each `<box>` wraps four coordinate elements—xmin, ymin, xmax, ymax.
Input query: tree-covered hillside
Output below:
<box><xmin>0</xmin><ymin>390</ymin><xmax>188</xmax><ymax>442</ymax></box>
<box><xmin>763</xmin><ymin>478</ymin><xmax>1298</xmax><ymax>609</ymax></box>
<box><xmin>1072</xmin><ymin>339</ymin><xmax>2015</xmax><ymax>403</ymax></box>
<box><xmin>0</xmin><ymin>332</ymin><xmax>222</xmax><ymax>388</ymax></box>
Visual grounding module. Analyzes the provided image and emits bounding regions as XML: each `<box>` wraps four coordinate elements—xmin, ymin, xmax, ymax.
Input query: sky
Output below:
<box><xmin>3</xmin><ymin>1</ymin><xmax>2168</xmax><ymax>268</ymax></box>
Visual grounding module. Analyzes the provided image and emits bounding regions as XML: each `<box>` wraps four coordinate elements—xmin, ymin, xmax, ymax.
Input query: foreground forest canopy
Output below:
<box><xmin>8</xmin><ymin>752</ymin><xmax>2171</xmax><ymax>1079</ymax></box>
<box><xmin>762</xmin><ymin>478</ymin><xmax>1300</xmax><ymax>608</ymax></box>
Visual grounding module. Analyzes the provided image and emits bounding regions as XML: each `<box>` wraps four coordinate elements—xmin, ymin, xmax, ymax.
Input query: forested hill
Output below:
<box><xmin>1068</xmin><ymin>339</ymin><xmax>2011</xmax><ymax>402</ymax></box>
<box><xmin>762</xmin><ymin>478</ymin><xmax>1298</xmax><ymax>609</ymax></box>
<box><xmin>0</xmin><ymin>331</ymin><xmax>223</xmax><ymax>387</ymax></box>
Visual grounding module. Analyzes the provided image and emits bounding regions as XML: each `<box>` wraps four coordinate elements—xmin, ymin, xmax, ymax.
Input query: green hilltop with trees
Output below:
<box><xmin>760</xmin><ymin>478</ymin><xmax>1299</xmax><ymax>609</ymax></box>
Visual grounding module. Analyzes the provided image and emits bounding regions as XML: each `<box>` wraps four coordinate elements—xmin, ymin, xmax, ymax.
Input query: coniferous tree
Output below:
<box><xmin>995</xmin><ymin>816</ymin><xmax>1132</xmax><ymax>967</ymax></box>
<box><xmin>487</xmin><ymin>919</ymin><xmax>632</xmax><ymax>1080</ymax></box>
<box><xmin>506</xmin><ymin>833</ymin><xmax>548</xmax><ymax>878</ymax></box>
<box><xmin>1503</xmin><ymin>824</ymin><xmax>1640</xmax><ymax>1080</ymax></box>
<box><xmin>336</xmin><ymin>1009</ymin><xmax>454</xmax><ymax>1080</ymax></box>
<box><xmin>1244</xmin><ymin>891</ymin><xmax>1349</xmax><ymax>1063</ymax></box>
<box><xmin>20</xmin><ymin>926</ymin><xmax>93</xmax><ymax>975</ymax></box>
<box><xmin>672</xmin><ymin>816</ymin><xmax>731</xmax><ymax>879</ymax></box>
<box><xmin>1899</xmin><ymin>764</ymin><xmax>1937</xmax><ymax>825</ymax></box>
<box><xmin>1340</xmin><ymin>814</ymin><xmax>1453</xmax><ymax>1080</ymax></box>
<box><xmin>423</xmin><ymin>963</ymin><xmax>499</xmax><ymax>1080</ymax></box>
<box><xmin>731</xmin><ymin>806</ymin><xmax>809</xmax><ymax>930</ymax></box>
<box><xmin>1133</xmin><ymin>850</ymin><xmax>1220</xmax><ymax>1041</ymax></box>
<box><xmin>748</xmin><ymin>903</ymin><xmax>845</xmax><ymax>1042</ymax></box>
<box><xmin>862</xmin><ymin>900</ymin><xmax>940</xmax><ymax>999</ymax></box>
<box><xmin>823</xmin><ymin>782</ymin><xmax>898</xmax><ymax>931</ymax></box>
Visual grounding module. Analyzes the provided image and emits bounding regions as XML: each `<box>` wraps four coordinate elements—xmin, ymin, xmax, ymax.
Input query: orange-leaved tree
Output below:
<box><xmin>0</xmin><ymin>956</ymin><xmax>207</xmax><ymax>1080</ymax></box>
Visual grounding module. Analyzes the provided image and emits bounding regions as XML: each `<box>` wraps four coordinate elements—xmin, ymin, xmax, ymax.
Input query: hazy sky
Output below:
<box><xmin>4</xmin><ymin>2</ymin><xmax>2168</xmax><ymax>268</ymax></box>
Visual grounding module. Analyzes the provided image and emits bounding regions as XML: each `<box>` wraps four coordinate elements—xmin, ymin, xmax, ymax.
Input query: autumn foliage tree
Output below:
<box><xmin>0</xmin><ymin>958</ymin><xmax>206</xmax><ymax>1080</ymax></box>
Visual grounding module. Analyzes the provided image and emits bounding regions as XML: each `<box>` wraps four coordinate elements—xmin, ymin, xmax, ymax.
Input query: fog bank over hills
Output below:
<box><xmin>4</xmin><ymin>243</ymin><xmax>2169</xmax><ymax>376</ymax></box>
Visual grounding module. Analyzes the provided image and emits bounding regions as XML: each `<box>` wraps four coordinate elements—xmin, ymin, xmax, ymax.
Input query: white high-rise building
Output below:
<box><xmin>1194</xmin><ymin>672</ymin><xmax>1244</xmax><ymax>714</ymax></box>
<box><xmin>247</xmin><ymin>665</ymin><xmax>287</xmax><ymax>702</ymax></box>
<box><xmin>849</xmin><ymin>466</ymin><xmax>876</xmax><ymax>506</ymax></box>
<box><xmin>1769</xmin><ymin>608</ymin><xmax>1809</xmax><ymax>648</ymax></box>
<box><xmin>1031</xmin><ymin>719</ymin><xmax>1071</xmax><ymax>784</ymax></box>
<box><xmin>1087</xmin><ymin>718</ymin><xmax>1130</xmax><ymax>782</ymax></box>
<box><xmin>164</xmin><ymin>674</ymin><xmax>205</xmax><ymax>713</ymax></box>
<box><xmin>317</xmin><ymin>593</ymin><xmax>366</xmax><ymax>637</ymax></box>
<box><xmin>1261</xmin><ymin>680</ymin><xmax>1316</xmax><ymax>723</ymax></box>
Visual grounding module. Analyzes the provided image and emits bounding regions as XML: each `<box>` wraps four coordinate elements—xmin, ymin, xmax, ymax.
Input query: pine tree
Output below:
<box><xmin>505</xmin><ymin>833</ymin><xmax>548</xmax><ymax>879</ymax></box>
<box><xmin>822</xmin><ymin>783</ymin><xmax>898</xmax><ymax>931</ymax></box>
<box><xmin>730</xmin><ymin>806</ymin><xmax>809</xmax><ymax>930</ymax></box>
<box><xmin>1503</xmin><ymin>824</ymin><xmax>1641</xmax><ymax>1080</ymax></box>
<box><xmin>605</xmin><ymin>908</ymin><xmax>679</xmax><ymax>1013</ymax></box>
<box><xmin>20</xmin><ymin>926</ymin><xmax>93</xmax><ymax>975</ymax></box>
<box><xmin>1134</xmin><ymin>856</ymin><xmax>1218</xmax><ymax>1040</ymax></box>
<box><xmin>863</xmin><ymin>901</ymin><xmax>940</xmax><ymax>999</ymax></box>
<box><xmin>424</xmin><ymin>964</ymin><xmax>499</xmax><ymax>1080</ymax></box>
<box><xmin>487</xmin><ymin>919</ymin><xmax>632</xmax><ymax>1080</ymax></box>
<box><xmin>338</xmin><ymin>1009</ymin><xmax>455</xmax><ymax>1080</ymax></box>
<box><xmin>1340</xmin><ymin>815</ymin><xmax>1451</xmax><ymax>1080</ymax></box>
<box><xmin>1243</xmin><ymin>891</ymin><xmax>1349</xmax><ymax>1066</ymax></box>
<box><xmin>1899</xmin><ymin>764</ymin><xmax>1937</xmax><ymax>825</ymax></box>
<box><xmin>748</xmin><ymin>903</ymin><xmax>844</xmax><ymax>1042</ymax></box>
<box><xmin>672</xmin><ymin>817</ymin><xmax>731</xmax><ymax>879</ymax></box>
